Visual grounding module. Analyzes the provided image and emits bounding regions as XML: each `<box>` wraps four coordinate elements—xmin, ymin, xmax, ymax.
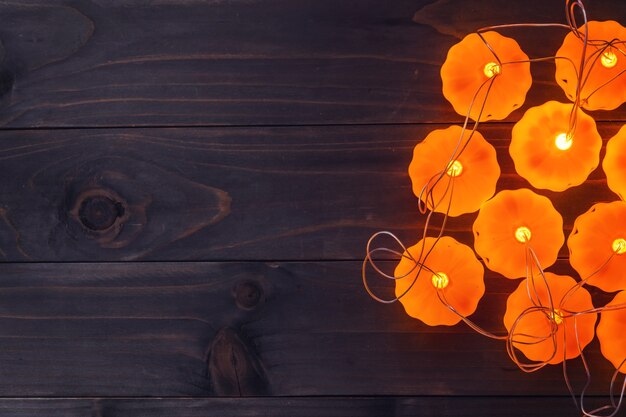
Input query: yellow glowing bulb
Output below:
<box><xmin>515</xmin><ymin>226</ymin><xmax>531</xmax><ymax>243</ymax></box>
<box><xmin>555</xmin><ymin>133</ymin><xmax>573</xmax><ymax>150</ymax></box>
<box><xmin>549</xmin><ymin>309</ymin><xmax>564</xmax><ymax>325</ymax></box>
<box><xmin>601</xmin><ymin>50</ymin><xmax>618</xmax><ymax>68</ymax></box>
<box><xmin>613</xmin><ymin>238</ymin><xmax>626</xmax><ymax>254</ymax></box>
<box><xmin>431</xmin><ymin>272</ymin><xmax>449</xmax><ymax>289</ymax></box>
<box><xmin>446</xmin><ymin>160</ymin><xmax>463</xmax><ymax>177</ymax></box>
<box><xmin>483</xmin><ymin>62</ymin><xmax>501</xmax><ymax>78</ymax></box>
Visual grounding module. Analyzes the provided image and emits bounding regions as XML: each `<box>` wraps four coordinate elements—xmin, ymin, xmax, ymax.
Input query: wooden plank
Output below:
<box><xmin>0</xmin><ymin>0</ymin><xmax>622</xmax><ymax>127</ymax></box>
<box><xmin>0</xmin><ymin>261</ymin><xmax>617</xmax><ymax>397</ymax></box>
<box><xmin>0</xmin><ymin>123</ymin><xmax>620</xmax><ymax>261</ymax></box>
<box><xmin>0</xmin><ymin>397</ymin><xmax>608</xmax><ymax>417</ymax></box>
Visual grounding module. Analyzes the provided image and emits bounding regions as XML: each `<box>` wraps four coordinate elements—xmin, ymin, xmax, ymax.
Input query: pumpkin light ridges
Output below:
<box><xmin>441</xmin><ymin>31</ymin><xmax>532</xmax><ymax>122</ymax></box>
<box><xmin>473</xmin><ymin>189</ymin><xmax>564</xmax><ymax>279</ymax></box>
<box><xmin>555</xmin><ymin>20</ymin><xmax>626</xmax><ymax>111</ymax></box>
<box><xmin>408</xmin><ymin>125</ymin><xmax>500</xmax><ymax>217</ymax></box>
<box><xmin>395</xmin><ymin>236</ymin><xmax>485</xmax><ymax>327</ymax></box>
<box><xmin>603</xmin><ymin>124</ymin><xmax>626</xmax><ymax>200</ymax></box>
<box><xmin>598</xmin><ymin>291</ymin><xmax>626</xmax><ymax>373</ymax></box>
<box><xmin>504</xmin><ymin>273</ymin><xmax>597</xmax><ymax>365</ymax></box>
<box><xmin>568</xmin><ymin>201</ymin><xmax>626</xmax><ymax>292</ymax></box>
<box><xmin>509</xmin><ymin>101</ymin><xmax>602</xmax><ymax>192</ymax></box>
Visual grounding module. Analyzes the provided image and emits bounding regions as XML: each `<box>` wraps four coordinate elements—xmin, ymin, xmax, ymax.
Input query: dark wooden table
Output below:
<box><xmin>1</xmin><ymin>1</ymin><xmax>625</xmax><ymax>416</ymax></box>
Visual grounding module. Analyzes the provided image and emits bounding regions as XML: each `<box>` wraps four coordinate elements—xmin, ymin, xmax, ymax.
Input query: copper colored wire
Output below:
<box><xmin>362</xmin><ymin>1</ymin><xmax>626</xmax><ymax>415</ymax></box>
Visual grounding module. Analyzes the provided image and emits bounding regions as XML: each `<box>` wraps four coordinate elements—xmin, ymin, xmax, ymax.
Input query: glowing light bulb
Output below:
<box><xmin>483</xmin><ymin>62</ymin><xmax>501</xmax><ymax>78</ymax></box>
<box><xmin>431</xmin><ymin>272</ymin><xmax>449</xmax><ymax>289</ymax></box>
<box><xmin>555</xmin><ymin>132</ymin><xmax>573</xmax><ymax>150</ymax></box>
<box><xmin>601</xmin><ymin>50</ymin><xmax>618</xmax><ymax>68</ymax></box>
<box><xmin>515</xmin><ymin>226</ymin><xmax>531</xmax><ymax>243</ymax></box>
<box><xmin>613</xmin><ymin>238</ymin><xmax>626</xmax><ymax>254</ymax></box>
<box><xmin>549</xmin><ymin>309</ymin><xmax>564</xmax><ymax>325</ymax></box>
<box><xmin>446</xmin><ymin>160</ymin><xmax>463</xmax><ymax>177</ymax></box>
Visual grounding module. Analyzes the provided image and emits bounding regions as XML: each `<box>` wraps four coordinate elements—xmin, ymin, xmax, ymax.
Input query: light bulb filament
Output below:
<box><xmin>555</xmin><ymin>133</ymin><xmax>573</xmax><ymax>150</ymax></box>
<box><xmin>515</xmin><ymin>226</ymin><xmax>531</xmax><ymax>243</ymax></box>
<box><xmin>446</xmin><ymin>160</ymin><xmax>463</xmax><ymax>177</ymax></box>
<box><xmin>431</xmin><ymin>272</ymin><xmax>449</xmax><ymax>289</ymax></box>
<box><xmin>483</xmin><ymin>62</ymin><xmax>501</xmax><ymax>78</ymax></box>
<box><xmin>601</xmin><ymin>50</ymin><xmax>618</xmax><ymax>68</ymax></box>
<box><xmin>549</xmin><ymin>309</ymin><xmax>564</xmax><ymax>325</ymax></box>
<box><xmin>613</xmin><ymin>238</ymin><xmax>626</xmax><ymax>254</ymax></box>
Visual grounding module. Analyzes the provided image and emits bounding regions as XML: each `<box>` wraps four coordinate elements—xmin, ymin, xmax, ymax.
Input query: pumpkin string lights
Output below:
<box><xmin>510</xmin><ymin>101</ymin><xmax>602</xmax><ymax>192</ymax></box>
<box><xmin>361</xmin><ymin>1</ymin><xmax>626</xmax><ymax>415</ymax></box>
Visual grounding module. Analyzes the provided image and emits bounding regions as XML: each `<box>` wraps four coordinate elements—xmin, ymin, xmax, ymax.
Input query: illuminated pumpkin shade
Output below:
<box><xmin>441</xmin><ymin>31</ymin><xmax>532</xmax><ymax>122</ymax></box>
<box><xmin>568</xmin><ymin>201</ymin><xmax>626</xmax><ymax>292</ymax></box>
<box><xmin>473</xmin><ymin>189</ymin><xmax>564</xmax><ymax>279</ymax></box>
<box><xmin>408</xmin><ymin>125</ymin><xmax>500</xmax><ymax>217</ymax></box>
<box><xmin>504</xmin><ymin>273</ymin><xmax>596</xmax><ymax>365</ymax></box>
<box><xmin>602</xmin><ymin>124</ymin><xmax>626</xmax><ymax>200</ymax></box>
<box><xmin>509</xmin><ymin>101</ymin><xmax>602</xmax><ymax>192</ymax></box>
<box><xmin>555</xmin><ymin>20</ymin><xmax>626</xmax><ymax>111</ymax></box>
<box><xmin>597</xmin><ymin>291</ymin><xmax>626</xmax><ymax>372</ymax></box>
<box><xmin>394</xmin><ymin>236</ymin><xmax>485</xmax><ymax>326</ymax></box>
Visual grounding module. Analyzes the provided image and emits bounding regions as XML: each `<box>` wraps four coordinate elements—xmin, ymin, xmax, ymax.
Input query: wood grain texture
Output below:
<box><xmin>1</xmin><ymin>1</ymin><xmax>626</xmax><ymax>415</ymax></box>
<box><xmin>0</xmin><ymin>122</ymin><xmax>621</xmax><ymax>261</ymax></box>
<box><xmin>0</xmin><ymin>261</ymin><xmax>616</xmax><ymax>397</ymax></box>
<box><xmin>0</xmin><ymin>397</ymin><xmax>608</xmax><ymax>417</ymax></box>
<box><xmin>0</xmin><ymin>0</ymin><xmax>621</xmax><ymax>127</ymax></box>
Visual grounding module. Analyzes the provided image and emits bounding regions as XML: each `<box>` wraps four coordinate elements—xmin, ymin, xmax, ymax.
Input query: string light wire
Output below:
<box><xmin>362</xmin><ymin>1</ymin><xmax>626</xmax><ymax>415</ymax></box>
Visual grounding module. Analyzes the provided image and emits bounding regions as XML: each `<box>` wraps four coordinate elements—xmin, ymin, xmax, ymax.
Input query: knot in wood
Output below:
<box><xmin>77</xmin><ymin>194</ymin><xmax>125</xmax><ymax>231</ymax></box>
<box><xmin>233</xmin><ymin>280</ymin><xmax>264</xmax><ymax>310</ymax></box>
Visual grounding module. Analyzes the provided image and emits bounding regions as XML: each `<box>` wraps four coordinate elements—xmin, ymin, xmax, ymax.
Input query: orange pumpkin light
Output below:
<box><xmin>602</xmin><ymin>124</ymin><xmax>626</xmax><ymax>200</ymax></box>
<box><xmin>408</xmin><ymin>125</ymin><xmax>500</xmax><ymax>217</ymax></box>
<box><xmin>441</xmin><ymin>31</ymin><xmax>532</xmax><ymax>122</ymax></box>
<box><xmin>395</xmin><ymin>236</ymin><xmax>485</xmax><ymax>326</ymax></box>
<box><xmin>363</xmin><ymin>2</ymin><xmax>626</xmax><ymax>410</ymax></box>
<box><xmin>473</xmin><ymin>189</ymin><xmax>564</xmax><ymax>279</ymax></box>
<box><xmin>509</xmin><ymin>101</ymin><xmax>602</xmax><ymax>192</ymax></box>
<box><xmin>568</xmin><ymin>201</ymin><xmax>626</xmax><ymax>292</ymax></box>
<box><xmin>555</xmin><ymin>20</ymin><xmax>626</xmax><ymax>111</ymax></box>
<box><xmin>597</xmin><ymin>291</ymin><xmax>626</xmax><ymax>372</ymax></box>
<box><xmin>504</xmin><ymin>273</ymin><xmax>596</xmax><ymax>365</ymax></box>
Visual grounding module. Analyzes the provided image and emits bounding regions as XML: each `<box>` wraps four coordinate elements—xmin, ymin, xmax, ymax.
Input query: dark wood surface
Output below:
<box><xmin>0</xmin><ymin>397</ymin><xmax>605</xmax><ymax>417</ymax></box>
<box><xmin>0</xmin><ymin>0</ymin><xmax>620</xmax><ymax>128</ymax></box>
<box><xmin>0</xmin><ymin>123</ymin><xmax>621</xmax><ymax>262</ymax></box>
<box><xmin>0</xmin><ymin>261</ymin><xmax>618</xmax><ymax>398</ymax></box>
<box><xmin>1</xmin><ymin>0</ymin><xmax>625</xmax><ymax>416</ymax></box>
